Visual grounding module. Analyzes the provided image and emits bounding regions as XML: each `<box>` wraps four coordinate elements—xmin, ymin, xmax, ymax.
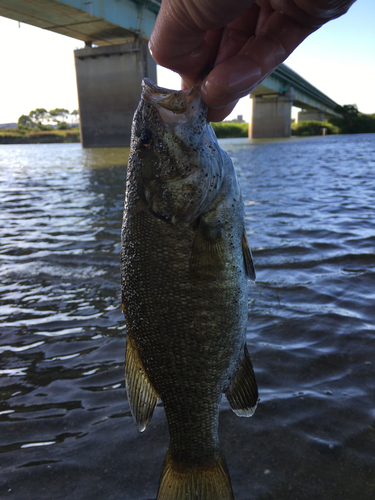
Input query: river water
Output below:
<box><xmin>1</xmin><ymin>135</ymin><xmax>374</xmax><ymax>500</ymax></box>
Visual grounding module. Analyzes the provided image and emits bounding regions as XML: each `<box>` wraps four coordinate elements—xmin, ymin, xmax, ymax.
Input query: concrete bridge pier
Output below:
<box><xmin>297</xmin><ymin>110</ymin><xmax>325</xmax><ymax>122</ymax></box>
<box><xmin>74</xmin><ymin>40</ymin><xmax>156</xmax><ymax>148</ymax></box>
<box><xmin>249</xmin><ymin>88</ymin><xmax>294</xmax><ymax>139</ymax></box>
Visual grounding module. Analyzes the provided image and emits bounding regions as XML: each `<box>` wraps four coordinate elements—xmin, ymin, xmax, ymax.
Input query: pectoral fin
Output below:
<box><xmin>225</xmin><ymin>344</ymin><xmax>258</xmax><ymax>417</ymax></box>
<box><xmin>125</xmin><ymin>332</ymin><xmax>159</xmax><ymax>432</ymax></box>
<box><xmin>190</xmin><ymin>217</ymin><xmax>226</xmax><ymax>279</ymax></box>
<box><xmin>242</xmin><ymin>230</ymin><xmax>256</xmax><ymax>281</ymax></box>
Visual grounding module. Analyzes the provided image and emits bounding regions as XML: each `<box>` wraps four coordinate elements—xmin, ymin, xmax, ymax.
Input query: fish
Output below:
<box><xmin>121</xmin><ymin>78</ymin><xmax>258</xmax><ymax>500</ymax></box>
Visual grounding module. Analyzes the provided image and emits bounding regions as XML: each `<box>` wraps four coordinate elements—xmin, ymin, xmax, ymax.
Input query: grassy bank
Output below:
<box><xmin>0</xmin><ymin>128</ymin><xmax>80</xmax><ymax>144</ymax></box>
<box><xmin>1</xmin><ymin>123</ymin><xmax>248</xmax><ymax>143</ymax></box>
<box><xmin>2</xmin><ymin>114</ymin><xmax>374</xmax><ymax>145</ymax></box>
<box><xmin>291</xmin><ymin>120</ymin><xmax>340</xmax><ymax>136</ymax></box>
<box><xmin>211</xmin><ymin>122</ymin><xmax>248</xmax><ymax>138</ymax></box>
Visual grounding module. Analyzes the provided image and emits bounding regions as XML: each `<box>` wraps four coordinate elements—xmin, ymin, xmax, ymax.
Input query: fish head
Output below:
<box><xmin>129</xmin><ymin>78</ymin><xmax>224</xmax><ymax>225</ymax></box>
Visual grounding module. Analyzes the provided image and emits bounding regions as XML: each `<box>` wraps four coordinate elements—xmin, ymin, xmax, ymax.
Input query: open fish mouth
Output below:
<box><xmin>141</xmin><ymin>78</ymin><xmax>203</xmax><ymax>123</ymax></box>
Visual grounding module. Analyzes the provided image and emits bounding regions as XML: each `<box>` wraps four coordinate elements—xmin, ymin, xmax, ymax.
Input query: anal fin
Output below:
<box><xmin>225</xmin><ymin>344</ymin><xmax>258</xmax><ymax>417</ymax></box>
<box><xmin>242</xmin><ymin>230</ymin><xmax>256</xmax><ymax>281</ymax></box>
<box><xmin>125</xmin><ymin>332</ymin><xmax>159</xmax><ymax>432</ymax></box>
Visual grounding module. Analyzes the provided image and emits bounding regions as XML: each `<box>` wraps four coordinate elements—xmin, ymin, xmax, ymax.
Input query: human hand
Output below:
<box><xmin>149</xmin><ymin>0</ymin><xmax>356</xmax><ymax>121</ymax></box>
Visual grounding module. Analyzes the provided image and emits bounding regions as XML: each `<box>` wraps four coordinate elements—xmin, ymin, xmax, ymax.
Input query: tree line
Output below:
<box><xmin>17</xmin><ymin>108</ymin><xmax>79</xmax><ymax>131</ymax></box>
<box><xmin>292</xmin><ymin>104</ymin><xmax>375</xmax><ymax>136</ymax></box>
<box><xmin>330</xmin><ymin>104</ymin><xmax>375</xmax><ymax>134</ymax></box>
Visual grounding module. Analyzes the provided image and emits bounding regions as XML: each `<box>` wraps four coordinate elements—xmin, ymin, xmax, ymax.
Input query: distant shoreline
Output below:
<box><xmin>2</xmin><ymin>117</ymin><xmax>375</xmax><ymax>145</ymax></box>
<box><xmin>0</xmin><ymin>129</ymin><xmax>80</xmax><ymax>145</ymax></box>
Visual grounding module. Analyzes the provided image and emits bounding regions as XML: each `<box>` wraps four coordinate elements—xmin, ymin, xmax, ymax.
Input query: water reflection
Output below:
<box><xmin>1</xmin><ymin>138</ymin><xmax>375</xmax><ymax>499</ymax></box>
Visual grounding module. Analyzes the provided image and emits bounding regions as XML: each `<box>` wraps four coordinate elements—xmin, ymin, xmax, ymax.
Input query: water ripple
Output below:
<box><xmin>1</xmin><ymin>138</ymin><xmax>375</xmax><ymax>499</ymax></box>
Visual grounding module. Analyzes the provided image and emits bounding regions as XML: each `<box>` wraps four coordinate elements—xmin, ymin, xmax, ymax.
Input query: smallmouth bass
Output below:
<box><xmin>121</xmin><ymin>78</ymin><xmax>258</xmax><ymax>499</ymax></box>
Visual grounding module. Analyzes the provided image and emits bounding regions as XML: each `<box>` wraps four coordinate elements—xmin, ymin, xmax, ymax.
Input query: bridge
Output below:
<box><xmin>0</xmin><ymin>0</ymin><xmax>340</xmax><ymax>146</ymax></box>
<box><xmin>249</xmin><ymin>63</ymin><xmax>340</xmax><ymax>138</ymax></box>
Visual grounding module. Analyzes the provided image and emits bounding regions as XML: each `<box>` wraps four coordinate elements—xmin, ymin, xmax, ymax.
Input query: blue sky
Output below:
<box><xmin>0</xmin><ymin>0</ymin><xmax>374</xmax><ymax>124</ymax></box>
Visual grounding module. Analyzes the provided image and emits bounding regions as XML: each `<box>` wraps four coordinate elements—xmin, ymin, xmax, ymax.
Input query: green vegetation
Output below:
<box><xmin>328</xmin><ymin>105</ymin><xmax>375</xmax><ymax>134</ymax></box>
<box><xmin>56</xmin><ymin>122</ymin><xmax>71</xmax><ymax>130</ymax></box>
<box><xmin>214</xmin><ymin>104</ymin><xmax>375</xmax><ymax>138</ymax></box>
<box><xmin>292</xmin><ymin>105</ymin><xmax>375</xmax><ymax>136</ymax></box>
<box><xmin>0</xmin><ymin>127</ymin><xmax>80</xmax><ymax>144</ymax></box>
<box><xmin>0</xmin><ymin>108</ymin><xmax>80</xmax><ymax>144</ymax></box>
<box><xmin>2</xmin><ymin>103</ymin><xmax>374</xmax><ymax>144</ymax></box>
<box><xmin>19</xmin><ymin>107</ymin><xmax>79</xmax><ymax>130</ymax></box>
<box><xmin>213</xmin><ymin>107</ymin><xmax>375</xmax><ymax>138</ymax></box>
<box><xmin>211</xmin><ymin>122</ymin><xmax>248</xmax><ymax>138</ymax></box>
<box><xmin>291</xmin><ymin>120</ymin><xmax>340</xmax><ymax>136</ymax></box>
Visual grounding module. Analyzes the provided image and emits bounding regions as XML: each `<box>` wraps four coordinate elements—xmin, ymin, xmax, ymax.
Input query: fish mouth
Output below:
<box><xmin>141</xmin><ymin>78</ymin><xmax>204</xmax><ymax>123</ymax></box>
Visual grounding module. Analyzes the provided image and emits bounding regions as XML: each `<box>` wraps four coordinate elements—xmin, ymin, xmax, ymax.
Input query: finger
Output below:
<box><xmin>201</xmin><ymin>11</ymin><xmax>316</xmax><ymax>109</ymax></box>
<box><xmin>149</xmin><ymin>0</ymin><xmax>256</xmax><ymax>82</ymax></box>
<box><xmin>207</xmin><ymin>101</ymin><xmax>239</xmax><ymax>122</ymax></box>
<box><xmin>176</xmin><ymin>29</ymin><xmax>223</xmax><ymax>89</ymax></box>
<box><xmin>256</xmin><ymin>0</ymin><xmax>356</xmax><ymax>28</ymax></box>
<box><xmin>212</xmin><ymin>4</ymin><xmax>260</xmax><ymax>67</ymax></box>
<box><xmin>149</xmin><ymin>2</ymin><xmax>209</xmax><ymax>81</ymax></box>
<box><xmin>179</xmin><ymin>70</ymin><xmax>238</xmax><ymax>122</ymax></box>
<box><xmin>266</xmin><ymin>0</ymin><xmax>356</xmax><ymax>24</ymax></box>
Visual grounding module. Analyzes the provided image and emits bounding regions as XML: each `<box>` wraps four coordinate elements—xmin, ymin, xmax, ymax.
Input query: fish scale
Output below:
<box><xmin>121</xmin><ymin>78</ymin><xmax>258</xmax><ymax>499</ymax></box>
<box><xmin>123</xmin><ymin>208</ymin><xmax>240</xmax><ymax>462</ymax></box>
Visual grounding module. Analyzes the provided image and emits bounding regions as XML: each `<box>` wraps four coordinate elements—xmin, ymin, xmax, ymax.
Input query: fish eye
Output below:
<box><xmin>139</xmin><ymin>128</ymin><xmax>153</xmax><ymax>149</ymax></box>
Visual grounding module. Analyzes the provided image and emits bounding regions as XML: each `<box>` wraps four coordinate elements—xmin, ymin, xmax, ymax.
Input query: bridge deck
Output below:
<box><xmin>0</xmin><ymin>0</ymin><xmax>158</xmax><ymax>45</ymax></box>
<box><xmin>253</xmin><ymin>64</ymin><xmax>340</xmax><ymax>115</ymax></box>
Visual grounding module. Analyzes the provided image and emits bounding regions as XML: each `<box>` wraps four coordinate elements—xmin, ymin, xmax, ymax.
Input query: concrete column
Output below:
<box><xmin>249</xmin><ymin>89</ymin><xmax>293</xmax><ymax>139</ymax></box>
<box><xmin>297</xmin><ymin>110</ymin><xmax>325</xmax><ymax>122</ymax></box>
<box><xmin>74</xmin><ymin>40</ymin><xmax>156</xmax><ymax>148</ymax></box>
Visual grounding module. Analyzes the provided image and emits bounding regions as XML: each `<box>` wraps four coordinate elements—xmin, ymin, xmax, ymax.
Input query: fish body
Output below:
<box><xmin>121</xmin><ymin>79</ymin><xmax>258</xmax><ymax>499</ymax></box>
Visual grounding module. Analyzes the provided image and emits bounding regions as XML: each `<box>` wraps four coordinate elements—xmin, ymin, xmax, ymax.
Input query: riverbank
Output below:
<box><xmin>0</xmin><ymin>122</ymin><xmax>250</xmax><ymax>143</ymax></box>
<box><xmin>0</xmin><ymin>128</ymin><xmax>80</xmax><ymax>144</ymax></box>
<box><xmin>2</xmin><ymin>115</ymin><xmax>375</xmax><ymax>144</ymax></box>
<box><xmin>0</xmin><ymin>123</ymin><xmax>248</xmax><ymax>143</ymax></box>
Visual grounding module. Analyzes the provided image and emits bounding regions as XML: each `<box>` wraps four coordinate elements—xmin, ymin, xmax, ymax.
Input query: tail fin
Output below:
<box><xmin>157</xmin><ymin>449</ymin><xmax>234</xmax><ymax>500</ymax></box>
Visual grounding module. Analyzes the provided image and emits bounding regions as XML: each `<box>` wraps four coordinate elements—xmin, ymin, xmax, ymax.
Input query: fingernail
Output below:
<box><xmin>147</xmin><ymin>40</ymin><xmax>153</xmax><ymax>57</ymax></box>
<box><xmin>202</xmin><ymin>77</ymin><xmax>227</xmax><ymax>99</ymax></box>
